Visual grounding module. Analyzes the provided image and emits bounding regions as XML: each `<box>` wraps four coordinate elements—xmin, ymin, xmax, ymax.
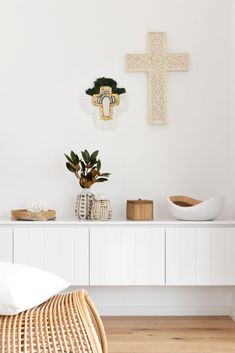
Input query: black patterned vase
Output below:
<box><xmin>75</xmin><ymin>189</ymin><xmax>95</xmax><ymax>220</ymax></box>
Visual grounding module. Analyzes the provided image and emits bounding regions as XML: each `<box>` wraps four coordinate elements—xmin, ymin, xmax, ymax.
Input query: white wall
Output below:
<box><xmin>0</xmin><ymin>0</ymin><xmax>231</xmax><ymax>219</ymax></box>
<box><xmin>229</xmin><ymin>0</ymin><xmax>235</xmax><ymax>216</ymax></box>
<box><xmin>229</xmin><ymin>0</ymin><xmax>235</xmax><ymax>318</ymax></box>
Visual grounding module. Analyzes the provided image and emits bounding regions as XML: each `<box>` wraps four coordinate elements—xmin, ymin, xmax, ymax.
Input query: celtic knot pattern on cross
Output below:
<box><xmin>127</xmin><ymin>32</ymin><xmax>189</xmax><ymax>125</ymax></box>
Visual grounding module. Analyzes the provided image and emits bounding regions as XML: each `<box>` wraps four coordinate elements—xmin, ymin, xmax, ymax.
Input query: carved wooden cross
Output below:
<box><xmin>92</xmin><ymin>86</ymin><xmax>120</xmax><ymax>121</ymax></box>
<box><xmin>127</xmin><ymin>32</ymin><xmax>189</xmax><ymax>124</ymax></box>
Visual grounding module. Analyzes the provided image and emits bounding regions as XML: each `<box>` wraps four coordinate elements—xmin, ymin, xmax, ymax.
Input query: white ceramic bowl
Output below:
<box><xmin>168</xmin><ymin>196</ymin><xmax>224</xmax><ymax>221</ymax></box>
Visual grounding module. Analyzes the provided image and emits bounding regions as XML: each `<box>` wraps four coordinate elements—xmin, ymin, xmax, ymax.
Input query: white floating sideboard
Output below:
<box><xmin>1</xmin><ymin>219</ymin><xmax>235</xmax><ymax>286</ymax></box>
<box><xmin>1</xmin><ymin>219</ymin><xmax>235</xmax><ymax>318</ymax></box>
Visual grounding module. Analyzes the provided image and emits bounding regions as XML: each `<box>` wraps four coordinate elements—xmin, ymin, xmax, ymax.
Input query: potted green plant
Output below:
<box><xmin>65</xmin><ymin>149</ymin><xmax>110</xmax><ymax>219</ymax></box>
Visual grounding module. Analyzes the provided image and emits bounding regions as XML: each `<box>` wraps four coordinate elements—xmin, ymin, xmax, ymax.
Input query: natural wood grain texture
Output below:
<box><xmin>126</xmin><ymin>200</ymin><xmax>153</xmax><ymax>221</ymax></box>
<box><xmin>102</xmin><ymin>316</ymin><xmax>235</xmax><ymax>353</ymax></box>
<box><xmin>169</xmin><ymin>195</ymin><xmax>202</xmax><ymax>207</ymax></box>
<box><xmin>11</xmin><ymin>209</ymin><xmax>56</xmax><ymax>221</ymax></box>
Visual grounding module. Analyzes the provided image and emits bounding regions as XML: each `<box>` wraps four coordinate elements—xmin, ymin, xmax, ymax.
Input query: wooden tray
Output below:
<box><xmin>11</xmin><ymin>209</ymin><xmax>56</xmax><ymax>221</ymax></box>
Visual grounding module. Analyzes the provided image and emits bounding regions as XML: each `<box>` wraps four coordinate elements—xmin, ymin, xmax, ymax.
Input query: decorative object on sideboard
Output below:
<box><xmin>75</xmin><ymin>188</ymin><xmax>94</xmax><ymax>220</ymax></box>
<box><xmin>65</xmin><ymin>149</ymin><xmax>110</xmax><ymax>219</ymax></box>
<box><xmin>126</xmin><ymin>199</ymin><xmax>153</xmax><ymax>221</ymax></box>
<box><xmin>27</xmin><ymin>201</ymin><xmax>48</xmax><ymax>213</ymax></box>
<box><xmin>85</xmin><ymin>77</ymin><xmax>126</xmax><ymax>129</ymax></box>
<box><xmin>168</xmin><ymin>195</ymin><xmax>224</xmax><ymax>221</ymax></box>
<box><xmin>91</xmin><ymin>195</ymin><xmax>112</xmax><ymax>221</ymax></box>
<box><xmin>127</xmin><ymin>32</ymin><xmax>189</xmax><ymax>124</ymax></box>
<box><xmin>11</xmin><ymin>209</ymin><xmax>56</xmax><ymax>221</ymax></box>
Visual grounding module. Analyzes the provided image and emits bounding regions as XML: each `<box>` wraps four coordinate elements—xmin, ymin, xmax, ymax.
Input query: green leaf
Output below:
<box><xmin>84</xmin><ymin>150</ymin><xmax>90</xmax><ymax>162</ymax></box>
<box><xmin>81</xmin><ymin>150</ymin><xmax>90</xmax><ymax>164</ymax></box>
<box><xmin>97</xmin><ymin>159</ymin><xmax>101</xmax><ymax>171</ymax></box>
<box><xmin>81</xmin><ymin>161</ymin><xmax>86</xmax><ymax>172</ymax></box>
<box><xmin>96</xmin><ymin>177</ymin><xmax>108</xmax><ymax>183</ymax></box>
<box><xmin>70</xmin><ymin>151</ymin><xmax>79</xmax><ymax>164</ymax></box>
<box><xmin>70</xmin><ymin>150</ymin><xmax>76</xmax><ymax>161</ymax></box>
<box><xmin>66</xmin><ymin>162</ymin><xmax>76</xmax><ymax>173</ymax></box>
<box><xmin>86</xmin><ymin>77</ymin><xmax>126</xmax><ymax>96</ymax></box>
<box><xmin>64</xmin><ymin>153</ymin><xmax>73</xmax><ymax>164</ymax></box>
<box><xmin>81</xmin><ymin>151</ymin><xmax>86</xmax><ymax>162</ymax></box>
<box><xmin>90</xmin><ymin>150</ymin><xmax>99</xmax><ymax>161</ymax></box>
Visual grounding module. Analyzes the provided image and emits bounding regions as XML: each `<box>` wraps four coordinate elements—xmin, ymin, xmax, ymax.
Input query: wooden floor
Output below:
<box><xmin>102</xmin><ymin>316</ymin><xmax>235</xmax><ymax>353</ymax></box>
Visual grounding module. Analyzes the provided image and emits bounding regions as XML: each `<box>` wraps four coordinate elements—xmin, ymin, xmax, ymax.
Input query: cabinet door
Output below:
<box><xmin>166</xmin><ymin>227</ymin><xmax>235</xmax><ymax>285</ymax></box>
<box><xmin>90</xmin><ymin>227</ymin><xmax>165</xmax><ymax>285</ymax></box>
<box><xmin>0</xmin><ymin>228</ymin><xmax>13</xmax><ymax>262</ymax></box>
<box><xmin>14</xmin><ymin>227</ymin><xmax>89</xmax><ymax>285</ymax></box>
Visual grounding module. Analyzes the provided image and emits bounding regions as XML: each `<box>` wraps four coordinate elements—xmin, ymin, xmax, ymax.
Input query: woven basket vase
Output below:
<box><xmin>0</xmin><ymin>290</ymin><xmax>107</xmax><ymax>353</ymax></box>
<box><xmin>91</xmin><ymin>199</ymin><xmax>112</xmax><ymax>221</ymax></box>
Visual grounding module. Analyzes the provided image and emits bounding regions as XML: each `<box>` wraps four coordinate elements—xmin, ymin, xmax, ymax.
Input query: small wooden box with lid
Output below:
<box><xmin>126</xmin><ymin>199</ymin><xmax>153</xmax><ymax>221</ymax></box>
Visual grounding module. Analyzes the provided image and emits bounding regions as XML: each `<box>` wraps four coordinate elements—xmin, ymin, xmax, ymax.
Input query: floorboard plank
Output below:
<box><xmin>102</xmin><ymin>316</ymin><xmax>235</xmax><ymax>353</ymax></box>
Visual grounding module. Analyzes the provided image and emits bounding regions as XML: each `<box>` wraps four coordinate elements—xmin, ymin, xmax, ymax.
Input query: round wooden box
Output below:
<box><xmin>126</xmin><ymin>199</ymin><xmax>153</xmax><ymax>221</ymax></box>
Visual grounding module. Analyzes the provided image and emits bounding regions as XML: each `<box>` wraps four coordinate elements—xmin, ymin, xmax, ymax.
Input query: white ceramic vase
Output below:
<box><xmin>75</xmin><ymin>189</ymin><xmax>95</xmax><ymax>220</ymax></box>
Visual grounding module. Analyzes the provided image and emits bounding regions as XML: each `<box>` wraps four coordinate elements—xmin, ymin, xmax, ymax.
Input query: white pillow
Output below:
<box><xmin>0</xmin><ymin>262</ymin><xmax>69</xmax><ymax>315</ymax></box>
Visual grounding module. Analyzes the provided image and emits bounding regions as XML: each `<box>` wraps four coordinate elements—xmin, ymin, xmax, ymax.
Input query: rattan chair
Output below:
<box><xmin>0</xmin><ymin>289</ymin><xmax>108</xmax><ymax>353</ymax></box>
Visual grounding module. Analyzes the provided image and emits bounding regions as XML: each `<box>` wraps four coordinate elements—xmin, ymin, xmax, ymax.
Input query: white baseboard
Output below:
<box><xmin>230</xmin><ymin>308</ymin><xmax>235</xmax><ymax>321</ymax></box>
<box><xmin>98</xmin><ymin>305</ymin><xmax>231</xmax><ymax>317</ymax></box>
